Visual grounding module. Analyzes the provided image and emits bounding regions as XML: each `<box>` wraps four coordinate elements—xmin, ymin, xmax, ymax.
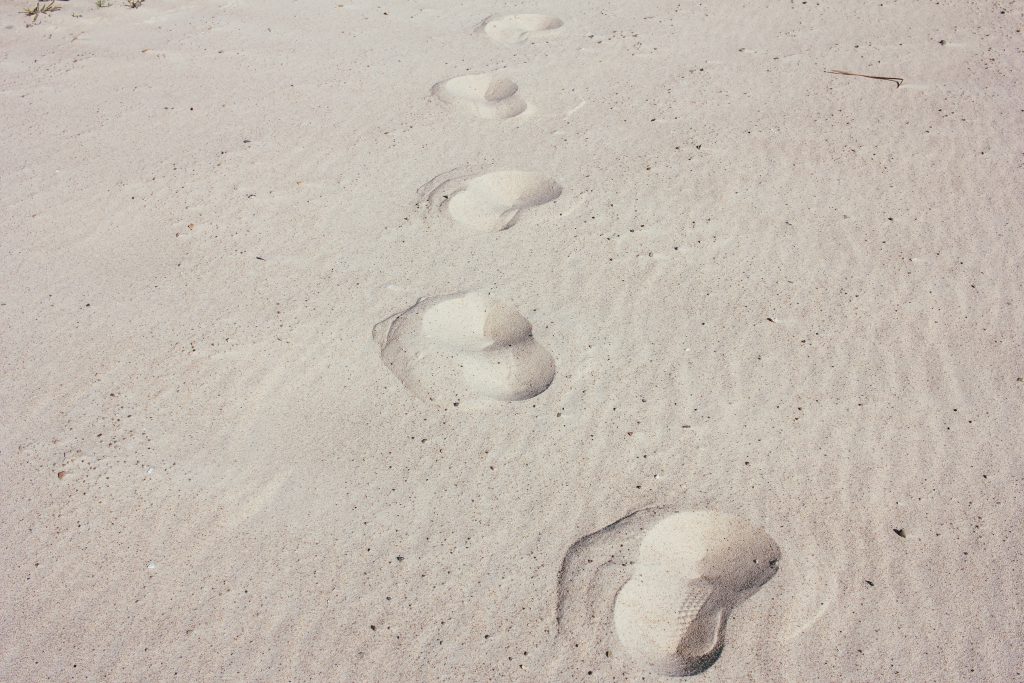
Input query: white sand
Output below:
<box><xmin>2</xmin><ymin>0</ymin><xmax>1023</xmax><ymax>679</ymax></box>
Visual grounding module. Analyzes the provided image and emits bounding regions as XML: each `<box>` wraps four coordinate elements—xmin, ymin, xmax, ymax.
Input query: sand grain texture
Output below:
<box><xmin>1</xmin><ymin>0</ymin><xmax>1023</xmax><ymax>680</ymax></box>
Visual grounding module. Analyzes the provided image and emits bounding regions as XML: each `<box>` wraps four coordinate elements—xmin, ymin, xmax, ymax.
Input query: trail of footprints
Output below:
<box><xmin>374</xmin><ymin>13</ymin><xmax>782</xmax><ymax>678</ymax></box>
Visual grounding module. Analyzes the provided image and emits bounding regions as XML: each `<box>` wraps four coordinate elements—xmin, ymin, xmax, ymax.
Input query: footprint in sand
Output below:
<box><xmin>373</xmin><ymin>291</ymin><xmax>556</xmax><ymax>407</ymax></box>
<box><xmin>557</xmin><ymin>509</ymin><xmax>780</xmax><ymax>677</ymax></box>
<box><xmin>480</xmin><ymin>14</ymin><xmax>564</xmax><ymax>44</ymax></box>
<box><xmin>431</xmin><ymin>73</ymin><xmax>527</xmax><ymax>120</ymax></box>
<box><xmin>419</xmin><ymin>169</ymin><xmax>562</xmax><ymax>233</ymax></box>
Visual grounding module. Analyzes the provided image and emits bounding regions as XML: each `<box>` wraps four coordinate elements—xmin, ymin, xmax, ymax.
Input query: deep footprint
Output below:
<box><xmin>557</xmin><ymin>509</ymin><xmax>780</xmax><ymax>677</ymax></box>
<box><xmin>431</xmin><ymin>73</ymin><xmax>527</xmax><ymax>120</ymax></box>
<box><xmin>373</xmin><ymin>291</ymin><xmax>556</xmax><ymax>407</ymax></box>
<box><xmin>481</xmin><ymin>14</ymin><xmax>564</xmax><ymax>44</ymax></box>
<box><xmin>420</xmin><ymin>169</ymin><xmax>562</xmax><ymax>233</ymax></box>
<box><xmin>614</xmin><ymin>511</ymin><xmax>780</xmax><ymax>676</ymax></box>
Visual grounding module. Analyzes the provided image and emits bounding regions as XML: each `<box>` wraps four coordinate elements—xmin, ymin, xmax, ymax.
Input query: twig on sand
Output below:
<box><xmin>825</xmin><ymin>69</ymin><xmax>903</xmax><ymax>88</ymax></box>
<box><xmin>21</xmin><ymin>1</ymin><xmax>61</xmax><ymax>22</ymax></box>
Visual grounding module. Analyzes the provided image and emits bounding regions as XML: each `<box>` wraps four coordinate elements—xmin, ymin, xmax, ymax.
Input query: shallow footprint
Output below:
<box><xmin>613</xmin><ymin>511</ymin><xmax>781</xmax><ymax>676</ymax></box>
<box><xmin>373</xmin><ymin>291</ymin><xmax>556</xmax><ymax>407</ymax></box>
<box><xmin>431</xmin><ymin>73</ymin><xmax>527</xmax><ymax>120</ymax></box>
<box><xmin>481</xmin><ymin>14</ymin><xmax>564</xmax><ymax>44</ymax></box>
<box><xmin>420</xmin><ymin>169</ymin><xmax>561</xmax><ymax>233</ymax></box>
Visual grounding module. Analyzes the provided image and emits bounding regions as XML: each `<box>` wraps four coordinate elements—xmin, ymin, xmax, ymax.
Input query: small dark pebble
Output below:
<box><xmin>893</xmin><ymin>528</ymin><xmax>906</xmax><ymax>538</ymax></box>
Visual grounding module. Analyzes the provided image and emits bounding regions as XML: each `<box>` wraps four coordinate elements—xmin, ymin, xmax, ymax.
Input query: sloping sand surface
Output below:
<box><xmin>2</xmin><ymin>0</ymin><xmax>1022</xmax><ymax>680</ymax></box>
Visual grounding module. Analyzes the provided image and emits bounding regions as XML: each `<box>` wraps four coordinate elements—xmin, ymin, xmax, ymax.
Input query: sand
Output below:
<box><xmin>1</xmin><ymin>0</ymin><xmax>1023</xmax><ymax>680</ymax></box>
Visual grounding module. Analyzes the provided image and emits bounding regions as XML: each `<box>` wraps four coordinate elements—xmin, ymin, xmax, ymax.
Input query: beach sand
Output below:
<box><xmin>1</xmin><ymin>0</ymin><xmax>1022</xmax><ymax>679</ymax></box>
